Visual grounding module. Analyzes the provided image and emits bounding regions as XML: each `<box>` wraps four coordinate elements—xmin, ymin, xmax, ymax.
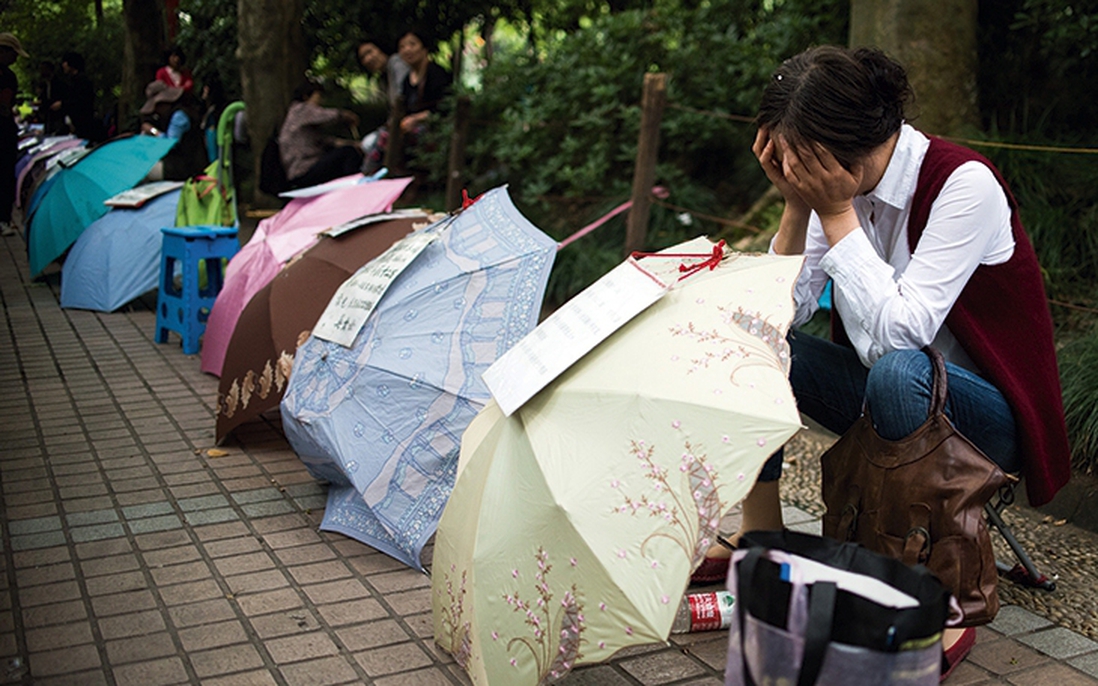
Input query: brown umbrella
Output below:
<box><xmin>215</xmin><ymin>214</ymin><xmax>428</xmax><ymax>443</ymax></box>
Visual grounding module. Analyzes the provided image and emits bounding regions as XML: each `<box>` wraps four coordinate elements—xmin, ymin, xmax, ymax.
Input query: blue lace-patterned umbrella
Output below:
<box><xmin>280</xmin><ymin>186</ymin><xmax>557</xmax><ymax>571</ymax></box>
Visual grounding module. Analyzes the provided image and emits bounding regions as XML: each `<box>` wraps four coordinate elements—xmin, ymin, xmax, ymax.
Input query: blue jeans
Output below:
<box><xmin>757</xmin><ymin>332</ymin><xmax>1021</xmax><ymax>481</ymax></box>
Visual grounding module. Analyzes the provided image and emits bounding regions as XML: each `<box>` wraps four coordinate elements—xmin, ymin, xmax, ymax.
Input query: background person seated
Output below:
<box><xmin>278</xmin><ymin>81</ymin><xmax>362</xmax><ymax>190</ymax></box>
<box><xmin>139</xmin><ymin>80</ymin><xmax>207</xmax><ymax>181</ymax></box>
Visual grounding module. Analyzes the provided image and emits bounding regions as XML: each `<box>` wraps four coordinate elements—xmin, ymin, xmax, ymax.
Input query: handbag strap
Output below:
<box><xmin>798</xmin><ymin>581</ymin><xmax>837</xmax><ymax>686</ymax></box>
<box><xmin>736</xmin><ymin>547</ymin><xmax>836</xmax><ymax>686</ymax></box>
<box><xmin>923</xmin><ymin>346</ymin><xmax>948</xmax><ymax>418</ymax></box>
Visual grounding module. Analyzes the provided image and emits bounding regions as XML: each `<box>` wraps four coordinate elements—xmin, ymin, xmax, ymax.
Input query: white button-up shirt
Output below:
<box><xmin>781</xmin><ymin>124</ymin><xmax>1016</xmax><ymax>373</ymax></box>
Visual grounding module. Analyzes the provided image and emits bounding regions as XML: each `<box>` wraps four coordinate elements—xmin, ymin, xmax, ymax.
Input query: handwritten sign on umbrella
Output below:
<box><xmin>312</xmin><ymin>227</ymin><xmax>441</xmax><ymax>347</ymax></box>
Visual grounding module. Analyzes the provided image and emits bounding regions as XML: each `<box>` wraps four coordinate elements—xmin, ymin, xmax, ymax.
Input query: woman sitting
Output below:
<box><xmin>697</xmin><ymin>45</ymin><xmax>1070</xmax><ymax>680</ymax></box>
<box><xmin>361</xmin><ymin>28</ymin><xmax>452</xmax><ymax>174</ymax></box>
<box><xmin>139</xmin><ymin>80</ymin><xmax>207</xmax><ymax>181</ymax></box>
<box><xmin>278</xmin><ymin>80</ymin><xmax>362</xmax><ymax>190</ymax></box>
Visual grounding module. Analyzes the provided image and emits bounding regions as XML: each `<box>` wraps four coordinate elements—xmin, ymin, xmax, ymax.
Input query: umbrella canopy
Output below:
<box><xmin>27</xmin><ymin>135</ymin><xmax>177</xmax><ymax>276</ymax></box>
<box><xmin>215</xmin><ymin>213</ymin><xmax>427</xmax><ymax>443</ymax></box>
<box><xmin>280</xmin><ymin>186</ymin><xmax>557</xmax><ymax>571</ymax></box>
<box><xmin>199</xmin><ymin>176</ymin><xmax>412</xmax><ymax>376</ymax></box>
<box><xmin>431</xmin><ymin>241</ymin><xmax>805</xmax><ymax>685</ymax></box>
<box><xmin>59</xmin><ymin>189</ymin><xmax>182</xmax><ymax>312</ymax></box>
<box><xmin>16</xmin><ymin>136</ymin><xmax>84</xmax><ymax>209</ymax></box>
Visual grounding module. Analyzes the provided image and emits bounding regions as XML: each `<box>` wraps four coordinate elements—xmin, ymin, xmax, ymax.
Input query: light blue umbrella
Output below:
<box><xmin>60</xmin><ymin>190</ymin><xmax>182</xmax><ymax>312</ymax></box>
<box><xmin>28</xmin><ymin>135</ymin><xmax>176</xmax><ymax>276</ymax></box>
<box><xmin>280</xmin><ymin>186</ymin><xmax>557</xmax><ymax>571</ymax></box>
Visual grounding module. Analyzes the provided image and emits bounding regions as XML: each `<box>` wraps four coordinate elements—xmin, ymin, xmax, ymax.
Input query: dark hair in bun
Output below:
<box><xmin>756</xmin><ymin>45</ymin><xmax>914</xmax><ymax>168</ymax></box>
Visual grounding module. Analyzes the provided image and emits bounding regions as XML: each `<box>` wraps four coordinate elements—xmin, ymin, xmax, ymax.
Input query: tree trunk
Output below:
<box><xmin>238</xmin><ymin>0</ymin><xmax>307</xmax><ymax>205</ymax></box>
<box><xmin>121</xmin><ymin>0</ymin><xmax>166</xmax><ymax>130</ymax></box>
<box><xmin>850</xmin><ymin>0</ymin><xmax>980</xmax><ymax>136</ymax></box>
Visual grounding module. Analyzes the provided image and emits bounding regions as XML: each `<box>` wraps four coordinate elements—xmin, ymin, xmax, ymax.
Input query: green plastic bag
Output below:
<box><xmin>175</xmin><ymin>160</ymin><xmax>235</xmax><ymax>227</ymax></box>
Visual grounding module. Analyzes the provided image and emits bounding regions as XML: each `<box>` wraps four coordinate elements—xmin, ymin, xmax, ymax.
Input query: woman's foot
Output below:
<box><xmin>940</xmin><ymin>627</ymin><xmax>975</xmax><ymax>682</ymax></box>
<box><xmin>689</xmin><ymin>480</ymin><xmax>784</xmax><ymax>585</ymax></box>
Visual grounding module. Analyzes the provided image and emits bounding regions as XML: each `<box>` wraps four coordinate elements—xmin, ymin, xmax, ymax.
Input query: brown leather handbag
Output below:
<box><xmin>821</xmin><ymin>347</ymin><xmax>1015</xmax><ymax>627</ymax></box>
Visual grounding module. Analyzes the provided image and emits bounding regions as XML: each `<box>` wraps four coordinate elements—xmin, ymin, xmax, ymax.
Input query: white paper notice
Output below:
<box><xmin>484</xmin><ymin>258</ymin><xmax>670</xmax><ymax>416</ymax></box>
<box><xmin>312</xmin><ymin>229</ymin><xmax>440</xmax><ymax>347</ymax></box>
<box><xmin>323</xmin><ymin>209</ymin><xmax>430</xmax><ymax>238</ymax></box>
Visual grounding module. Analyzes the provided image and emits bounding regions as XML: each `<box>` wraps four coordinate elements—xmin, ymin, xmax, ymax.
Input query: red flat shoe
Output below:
<box><xmin>940</xmin><ymin>627</ymin><xmax>975</xmax><ymax>682</ymax></box>
<box><xmin>690</xmin><ymin>554</ymin><xmax>731</xmax><ymax>585</ymax></box>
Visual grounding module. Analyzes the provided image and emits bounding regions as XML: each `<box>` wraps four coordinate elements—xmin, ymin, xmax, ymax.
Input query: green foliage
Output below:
<box><xmin>177</xmin><ymin>0</ymin><xmax>242</xmax><ymax>100</ymax></box>
<box><xmin>1058</xmin><ymin>322</ymin><xmax>1098</xmax><ymax>473</ymax></box>
<box><xmin>3</xmin><ymin>0</ymin><xmax>124</xmax><ymax>118</ymax></box>
<box><xmin>445</xmin><ymin>0</ymin><xmax>845</xmax><ymax>305</ymax></box>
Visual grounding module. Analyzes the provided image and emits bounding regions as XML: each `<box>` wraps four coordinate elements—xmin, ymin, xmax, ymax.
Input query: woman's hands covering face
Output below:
<box><xmin>774</xmin><ymin>132</ymin><xmax>863</xmax><ymax>218</ymax></box>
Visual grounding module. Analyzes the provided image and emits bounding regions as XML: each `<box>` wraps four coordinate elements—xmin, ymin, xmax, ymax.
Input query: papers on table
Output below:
<box><xmin>483</xmin><ymin>258</ymin><xmax>670</xmax><ymax>416</ymax></box>
<box><xmin>104</xmin><ymin>181</ymin><xmax>186</xmax><ymax>208</ymax></box>
<box><xmin>312</xmin><ymin>227</ymin><xmax>441</xmax><ymax>347</ymax></box>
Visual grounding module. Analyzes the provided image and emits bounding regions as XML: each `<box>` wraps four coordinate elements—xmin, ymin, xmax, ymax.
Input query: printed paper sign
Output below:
<box><xmin>312</xmin><ymin>228</ymin><xmax>441</xmax><ymax>347</ymax></box>
<box><xmin>104</xmin><ymin>181</ymin><xmax>185</xmax><ymax>208</ymax></box>
<box><xmin>484</xmin><ymin>258</ymin><xmax>670</xmax><ymax>416</ymax></box>
<box><xmin>323</xmin><ymin>209</ymin><xmax>431</xmax><ymax>238</ymax></box>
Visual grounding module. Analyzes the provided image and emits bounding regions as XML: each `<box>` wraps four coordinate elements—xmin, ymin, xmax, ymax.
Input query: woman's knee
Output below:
<box><xmin>864</xmin><ymin>350</ymin><xmax>933</xmax><ymax>440</ymax></box>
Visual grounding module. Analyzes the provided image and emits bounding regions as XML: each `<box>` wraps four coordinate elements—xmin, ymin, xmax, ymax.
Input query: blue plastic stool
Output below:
<box><xmin>155</xmin><ymin>225</ymin><xmax>239</xmax><ymax>355</ymax></box>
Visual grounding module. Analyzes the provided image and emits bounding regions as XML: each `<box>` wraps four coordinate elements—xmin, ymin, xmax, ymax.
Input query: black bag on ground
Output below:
<box><xmin>725</xmin><ymin>530</ymin><xmax>953</xmax><ymax>686</ymax></box>
<box><xmin>258</xmin><ymin>131</ymin><xmax>289</xmax><ymax>196</ymax></box>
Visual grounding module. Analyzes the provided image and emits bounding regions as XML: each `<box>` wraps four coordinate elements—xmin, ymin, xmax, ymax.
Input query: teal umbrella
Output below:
<box><xmin>28</xmin><ymin>135</ymin><xmax>176</xmax><ymax>276</ymax></box>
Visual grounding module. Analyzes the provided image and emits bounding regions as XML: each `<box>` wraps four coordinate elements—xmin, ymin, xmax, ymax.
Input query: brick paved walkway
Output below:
<box><xmin>2</xmin><ymin>232</ymin><xmax>1098</xmax><ymax>685</ymax></box>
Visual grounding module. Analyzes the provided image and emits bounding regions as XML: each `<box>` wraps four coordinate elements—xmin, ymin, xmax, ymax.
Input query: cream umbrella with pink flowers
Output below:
<box><xmin>432</xmin><ymin>239</ymin><xmax>805</xmax><ymax>685</ymax></box>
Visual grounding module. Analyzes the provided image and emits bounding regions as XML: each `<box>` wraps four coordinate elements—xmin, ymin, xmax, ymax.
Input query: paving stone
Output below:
<box><xmin>1002</xmin><ymin>662</ymin><xmax>1098</xmax><ymax>685</ymax></box>
<box><xmin>225</xmin><ymin>569</ymin><xmax>290</xmax><ymax>595</ymax></box>
<box><xmin>167</xmin><ymin>598</ymin><xmax>237</xmax><ymax>628</ymax></box>
<box><xmin>619</xmin><ymin>649</ymin><xmax>708</xmax><ymax>684</ymax></box>
<box><xmin>11</xmin><ymin>531</ymin><xmax>68</xmax><ymax>551</ymax></box>
<box><xmin>27</xmin><ymin>643</ymin><xmax>102</xmax><ymax>677</ymax></box>
<box><xmin>558</xmin><ymin>665</ymin><xmax>635</xmax><ymax>685</ymax></box>
<box><xmin>214</xmin><ymin>552</ymin><xmax>276</xmax><ymax>577</ymax></box>
<box><xmin>1017</xmin><ymin>627</ymin><xmax>1098</xmax><ymax>660</ymax></box>
<box><xmin>85</xmin><ymin>571</ymin><xmax>147</xmax><ymax>596</ymax></box>
<box><xmin>128</xmin><ymin>515</ymin><xmax>185</xmax><ymax>534</ymax></box>
<box><xmin>24</xmin><ymin>621</ymin><xmax>95</xmax><ymax>652</ymax></box>
<box><xmin>97</xmin><ymin>610</ymin><xmax>168</xmax><ymax>640</ymax></box>
<box><xmin>106</xmin><ymin>631</ymin><xmax>179</xmax><ymax>664</ymax></box>
<box><xmin>303</xmin><ymin>579</ymin><xmax>371</xmax><ymax>606</ymax></box>
<box><xmin>1069</xmin><ymin>653</ymin><xmax>1098</xmax><ymax>679</ymax></box>
<box><xmin>177</xmin><ymin>620</ymin><xmax>250</xmax><ymax>652</ymax></box>
<box><xmin>970</xmin><ymin>637</ymin><xmax>1051</xmax><ymax>675</ymax></box>
<box><xmin>111</xmin><ymin>656</ymin><xmax>190</xmax><ymax>686</ymax></box>
<box><xmin>149</xmin><ymin>560</ymin><xmax>214</xmax><ymax>587</ymax></box>
<box><xmin>278</xmin><ymin>656</ymin><xmax>360</xmax><ymax>686</ymax></box>
<box><xmin>372</xmin><ymin>667</ymin><xmax>457</xmax><ymax>686</ymax></box>
<box><xmin>230</xmin><ymin>488</ymin><xmax>284</xmax><ymax>505</ymax></box>
<box><xmin>120</xmin><ymin>502</ymin><xmax>175</xmax><ymax>519</ymax></box>
<box><xmin>287</xmin><ymin>560</ymin><xmax>353</xmax><ymax>585</ymax></box>
<box><xmin>91</xmin><ymin>590</ymin><xmax>158</xmax><ymax>617</ymax></box>
<box><xmin>353</xmin><ymin>641</ymin><xmax>433</xmax><ymax>677</ymax></box>
<box><xmin>22</xmin><ymin>600</ymin><xmax>88</xmax><ymax>628</ymax></box>
<box><xmin>14</xmin><ymin>561</ymin><xmax>75</xmax><ymax>586</ymax></box>
<box><xmin>70</xmin><ymin>523</ymin><xmax>126</xmax><ymax>542</ymax></box>
<box><xmin>236</xmin><ymin>588</ymin><xmax>305</xmax><ymax>617</ymax></box>
<box><xmin>191</xmin><ymin>644</ymin><xmax>266</xmax><ymax>678</ymax></box>
<box><xmin>265</xmin><ymin>632</ymin><xmax>341</xmax><ymax>664</ymax></box>
<box><xmin>65</xmin><ymin>509</ymin><xmax>119</xmax><ymax>526</ymax></box>
<box><xmin>241</xmin><ymin>500</ymin><xmax>296</xmax><ymax>517</ymax></box>
<box><xmin>183</xmin><ymin>508</ymin><xmax>240</xmax><ymax>526</ymax></box>
<box><xmin>141</xmin><ymin>545</ymin><xmax>202</xmax><ymax>568</ymax></box>
<box><xmin>989</xmin><ymin>606</ymin><xmax>1055</xmax><ymax>637</ymax></box>
<box><xmin>156</xmin><ymin>579</ymin><xmax>225</xmax><ymax>606</ymax></box>
<box><xmin>335</xmin><ymin>619</ymin><xmax>411</xmax><ymax>652</ymax></box>
<box><xmin>316</xmin><ymin>598</ymin><xmax>389</xmax><ymax>627</ymax></box>
<box><xmin>249</xmin><ymin>610</ymin><xmax>322</xmax><ymax>639</ymax></box>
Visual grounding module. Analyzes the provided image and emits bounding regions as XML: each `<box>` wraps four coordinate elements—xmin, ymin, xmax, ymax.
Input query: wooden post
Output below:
<box><xmin>384</xmin><ymin>96</ymin><xmax>407</xmax><ymax>175</ymax></box>
<box><xmin>624</xmin><ymin>73</ymin><xmax>667</xmax><ymax>257</ymax></box>
<box><xmin>445</xmin><ymin>96</ymin><xmax>473</xmax><ymax>211</ymax></box>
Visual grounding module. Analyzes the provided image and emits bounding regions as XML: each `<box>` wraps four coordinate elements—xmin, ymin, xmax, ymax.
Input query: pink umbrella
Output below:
<box><xmin>199</xmin><ymin>176</ymin><xmax>412</xmax><ymax>376</ymax></box>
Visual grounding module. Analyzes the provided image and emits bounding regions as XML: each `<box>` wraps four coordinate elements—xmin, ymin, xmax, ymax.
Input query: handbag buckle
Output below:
<box><xmin>904</xmin><ymin>526</ymin><xmax>931</xmax><ymax>564</ymax></box>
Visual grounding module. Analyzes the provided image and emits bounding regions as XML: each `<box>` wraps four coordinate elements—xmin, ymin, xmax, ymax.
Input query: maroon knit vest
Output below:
<box><xmin>905</xmin><ymin>136</ymin><xmax>1070</xmax><ymax>506</ymax></box>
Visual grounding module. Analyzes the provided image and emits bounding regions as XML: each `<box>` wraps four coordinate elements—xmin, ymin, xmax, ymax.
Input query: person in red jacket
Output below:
<box><xmin>698</xmin><ymin>45</ymin><xmax>1070</xmax><ymax>679</ymax></box>
<box><xmin>156</xmin><ymin>45</ymin><xmax>194</xmax><ymax>93</ymax></box>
